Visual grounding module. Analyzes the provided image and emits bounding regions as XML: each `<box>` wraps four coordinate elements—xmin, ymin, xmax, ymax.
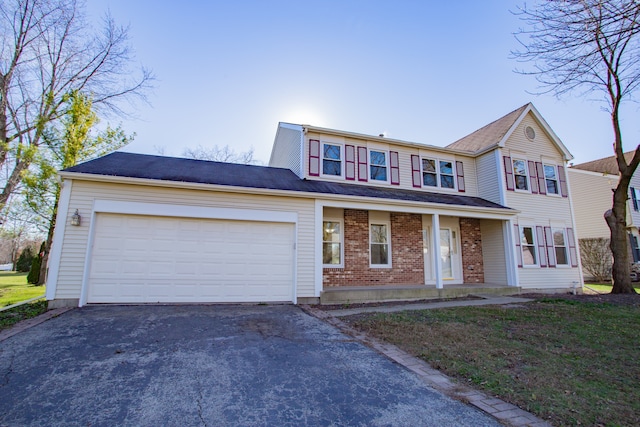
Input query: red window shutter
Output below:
<box><xmin>390</xmin><ymin>151</ymin><xmax>400</xmax><ymax>185</ymax></box>
<box><xmin>567</xmin><ymin>227</ymin><xmax>578</xmax><ymax>267</ymax></box>
<box><xmin>309</xmin><ymin>139</ymin><xmax>320</xmax><ymax>176</ymax></box>
<box><xmin>528</xmin><ymin>161</ymin><xmax>539</xmax><ymax>194</ymax></box>
<box><xmin>411</xmin><ymin>155</ymin><xmax>421</xmax><ymax>188</ymax></box>
<box><xmin>536</xmin><ymin>226</ymin><xmax>547</xmax><ymax>267</ymax></box>
<box><xmin>357</xmin><ymin>147</ymin><xmax>368</xmax><ymax>181</ymax></box>
<box><xmin>345</xmin><ymin>145</ymin><xmax>356</xmax><ymax>180</ymax></box>
<box><xmin>504</xmin><ymin>156</ymin><xmax>514</xmax><ymax>191</ymax></box>
<box><xmin>544</xmin><ymin>226</ymin><xmax>556</xmax><ymax>267</ymax></box>
<box><xmin>514</xmin><ymin>223</ymin><xmax>523</xmax><ymax>268</ymax></box>
<box><xmin>456</xmin><ymin>161</ymin><xmax>465</xmax><ymax>192</ymax></box>
<box><xmin>536</xmin><ymin>162</ymin><xmax>546</xmax><ymax>195</ymax></box>
<box><xmin>558</xmin><ymin>165</ymin><xmax>568</xmax><ymax>197</ymax></box>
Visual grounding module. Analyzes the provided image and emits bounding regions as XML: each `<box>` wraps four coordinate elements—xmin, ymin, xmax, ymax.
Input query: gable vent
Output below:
<box><xmin>525</xmin><ymin>126</ymin><xmax>536</xmax><ymax>140</ymax></box>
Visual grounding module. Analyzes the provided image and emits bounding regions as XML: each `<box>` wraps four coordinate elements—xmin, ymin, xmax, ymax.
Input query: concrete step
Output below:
<box><xmin>319</xmin><ymin>285</ymin><xmax>521</xmax><ymax>305</ymax></box>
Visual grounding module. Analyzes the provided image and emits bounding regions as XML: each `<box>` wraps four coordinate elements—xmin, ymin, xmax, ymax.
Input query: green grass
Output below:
<box><xmin>346</xmin><ymin>299</ymin><xmax>640</xmax><ymax>426</ymax></box>
<box><xmin>583</xmin><ymin>283</ymin><xmax>640</xmax><ymax>293</ymax></box>
<box><xmin>0</xmin><ymin>271</ymin><xmax>45</xmax><ymax>307</ymax></box>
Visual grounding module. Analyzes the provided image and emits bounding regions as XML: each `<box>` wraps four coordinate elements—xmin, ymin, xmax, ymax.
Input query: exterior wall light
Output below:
<box><xmin>71</xmin><ymin>209</ymin><xmax>82</xmax><ymax>226</ymax></box>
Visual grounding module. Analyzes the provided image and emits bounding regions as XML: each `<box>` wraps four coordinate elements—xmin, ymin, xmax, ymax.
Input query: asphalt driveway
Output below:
<box><xmin>0</xmin><ymin>305</ymin><xmax>500</xmax><ymax>426</ymax></box>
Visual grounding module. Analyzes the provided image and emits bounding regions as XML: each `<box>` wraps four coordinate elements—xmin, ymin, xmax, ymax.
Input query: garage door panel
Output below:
<box><xmin>87</xmin><ymin>213</ymin><xmax>295</xmax><ymax>303</ymax></box>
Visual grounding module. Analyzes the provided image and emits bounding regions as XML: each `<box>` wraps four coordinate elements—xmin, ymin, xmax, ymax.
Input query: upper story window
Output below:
<box><xmin>520</xmin><ymin>226</ymin><xmax>537</xmax><ymax>266</ymax></box>
<box><xmin>322</xmin><ymin>143</ymin><xmax>342</xmax><ymax>176</ymax></box>
<box><xmin>544</xmin><ymin>164</ymin><xmax>559</xmax><ymax>195</ymax></box>
<box><xmin>422</xmin><ymin>158</ymin><xmax>455</xmax><ymax>189</ymax></box>
<box><xmin>512</xmin><ymin>159</ymin><xmax>529</xmax><ymax>191</ymax></box>
<box><xmin>369</xmin><ymin>150</ymin><xmax>388</xmax><ymax>182</ymax></box>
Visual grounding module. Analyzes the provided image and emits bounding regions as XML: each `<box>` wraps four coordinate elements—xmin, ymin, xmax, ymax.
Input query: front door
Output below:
<box><xmin>440</xmin><ymin>228</ymin><xmax>454</xmax><ymax>279</ymax></box>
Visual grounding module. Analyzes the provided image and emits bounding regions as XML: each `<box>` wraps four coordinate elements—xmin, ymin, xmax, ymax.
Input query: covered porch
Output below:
<box><xmin>315</xmin><ymin>199</ymin><xmax>519</xmax><ymax>303</ymax></box>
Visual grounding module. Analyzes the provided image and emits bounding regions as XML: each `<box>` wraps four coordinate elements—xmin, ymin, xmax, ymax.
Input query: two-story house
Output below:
<box><xmin>568</xmin><ymin>152</ymin><xmax>640</xmax><ymax>277</ymax></box>
<box><xmin>45</xmin><ymin>103</ymin><xmax>583</xmax><ymax>308</ymax></box>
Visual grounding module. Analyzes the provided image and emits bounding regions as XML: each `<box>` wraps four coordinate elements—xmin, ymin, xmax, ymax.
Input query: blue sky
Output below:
<box><xmin>87</xmin><ymin>0</ymin><xmax>639</xmax><ymax>166</ymax></box>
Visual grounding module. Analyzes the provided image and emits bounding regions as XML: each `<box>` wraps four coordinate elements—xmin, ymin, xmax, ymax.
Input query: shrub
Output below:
<box><xmin>579</xmin><ymin>238</ymin><xmax>612</xmax><ymax>282</ymax></box>
<box><xmin>16</xmin><ymin>247</ymin><xmax>34</xmax><ymax>273</ymax></box>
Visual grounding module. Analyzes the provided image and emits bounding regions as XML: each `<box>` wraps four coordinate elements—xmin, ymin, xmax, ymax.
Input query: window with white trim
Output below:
<box><xmin>512</xmin><ymin>159</ymin><xmax>529</xmax><ymax>191</ymax></box>
<box><xmin>369</xmin><ymin>150</ymin><xmax>388</xmax><ymax>182</ymax></box>
<box><xmin>370</xmin><ymin>223</ymin><xmax>390</xmax><ymax>266</ymax></box>
<box><xmin>544</xmin><ymin>164</ymin><xmax>559</xmax><ymax>195</ymax></box>
<box><xmin>520</xmin><ymin>226</ymin><xmax>537</xmax><ymax>266</ymax></box>
<box><xmin>421</xmin><ymin>158</ymin><xmax>456</xmax><ymax>189</ymax></box>
<box><xmin>553</xmin><ymin>228</ymin><xmax>568</xmax><ymax>265</ymax></box>
<box><xmin>322</xmin><ymin>143</ymin><xmax>342</xmax><ymax>176</ymax></box>
<box><xmin>322</xmin><ymin>220</ymin><xmax>343</xmax><ymax>266</ymax></box>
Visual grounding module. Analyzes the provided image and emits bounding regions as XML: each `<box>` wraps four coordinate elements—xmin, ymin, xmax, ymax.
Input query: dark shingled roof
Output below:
<box><xmin>63</xmin><ymin>152</ymin><xmax>512</xmax><ymax>211</ymax></box>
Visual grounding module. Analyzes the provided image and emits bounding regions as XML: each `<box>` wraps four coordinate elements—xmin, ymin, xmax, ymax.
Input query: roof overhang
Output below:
<box><xmin>59</xmin><ymin>171</ymin><xmax>518</xmax><ymax>220</ymax></box>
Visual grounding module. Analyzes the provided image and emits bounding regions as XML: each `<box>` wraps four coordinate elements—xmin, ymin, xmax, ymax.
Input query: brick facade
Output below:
<box><xmin>323</xmin><ymin>210</ymin><xmax>424</xmax><ymax>287</ymax></box>
<box><xmin>459</xmin><ymin>218</ymin><xmax>485</xmax><ymax>283</ymax></box>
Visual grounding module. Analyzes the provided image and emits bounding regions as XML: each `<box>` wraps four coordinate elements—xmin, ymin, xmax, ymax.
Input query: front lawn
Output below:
<box><xmin>346</xmin><ymin>296</ymin><xmax>640</xmax><ymax>426</ymax></box>
<box><xmin>583</xmin><ymin>283</ymin><xmax>640</xmax><ymax>294</ymax></box>
<box><xmin>0</xmin><ymin>271</ymin><xmax>45</xmax><ymax>307</ymax></box>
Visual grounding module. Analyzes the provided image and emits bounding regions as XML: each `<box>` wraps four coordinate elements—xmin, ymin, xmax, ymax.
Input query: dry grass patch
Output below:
<box><xmin>345</xmin><ymin>297</ymin><xmax>640</xmax><ymax>426</ymax></box>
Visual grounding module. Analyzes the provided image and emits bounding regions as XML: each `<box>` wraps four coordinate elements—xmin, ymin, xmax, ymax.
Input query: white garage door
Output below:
<box><xmin>87</xmin><ymin>213</ymin><xmax>295</xmax><ymax>303</ymax></box>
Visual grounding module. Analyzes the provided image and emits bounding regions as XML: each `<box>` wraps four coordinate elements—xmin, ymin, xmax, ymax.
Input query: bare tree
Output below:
<box><xmin>182</xmin><ymin>145</ymin><xmax>258</xmax><ymax>165</ymax></box>
<box><xmin>0</xmin><ymin>0</ymin><xmax>152</xmax><ymax>208</ymax></box>
<box><xmin>513</xmin><ymin>0</ymin><xmax>640</xmax><ymax>293</ymax></box>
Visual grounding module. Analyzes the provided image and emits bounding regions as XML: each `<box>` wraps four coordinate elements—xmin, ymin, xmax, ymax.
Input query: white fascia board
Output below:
<box><xmin>93</xmin><ymin>200</ymin><xmax>298</xmax><ymax>223</ymax></box>
<box><xmin>60</xmin><ymin>172</ymin><xmax>517</xmax><ymax>219</ymax></box>
<box><xmin>499</xmin><ymin>103</ymin><xmax>574</xmax><ymax>161</ymax></box>
<box><xmin>497</xmin><ymin>103</ymin><xmax>532</xmax><ymax>148</ymax></box>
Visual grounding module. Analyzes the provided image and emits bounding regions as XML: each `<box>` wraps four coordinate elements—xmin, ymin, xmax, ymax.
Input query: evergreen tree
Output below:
<box><xmin>27</xmin><ymin>242</ymin><xmax>45</xmax><ymax>285</ymax></box>
<box><xmin>16</xmin><ymin>247</ymin><xmax>34</xmax><ymax>273</ymax></box>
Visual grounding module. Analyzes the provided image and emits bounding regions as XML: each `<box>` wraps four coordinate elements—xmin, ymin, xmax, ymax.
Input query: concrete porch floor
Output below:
<box><xmin>319</xmin><ymin>283</ymin><xmax>521</xmax><ymax>305</ymax></box>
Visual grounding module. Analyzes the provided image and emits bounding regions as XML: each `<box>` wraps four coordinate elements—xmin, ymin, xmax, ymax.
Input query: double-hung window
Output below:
<box><xmin>370</xmin><ymin>223</ymin><xmax>390</xmax><ymax>266</ymax></box>
<box><xmin>544</xmin><ymin>164</ymin><xmax>559</xmax><ymax>195</ymax></box>
<box><xmin>422</xmin><ymin>158</ymin><xmax>455</xmax><ymax>189</ymax></box>
<box><xmin>553</xmin><ymin>228</ymin><xmax>568</xmax><ymax>265</ymax></box>
<box><xmin>512</xmin><ymin>159</ymin><xmax>529</xmax><ymax>191</ymax></box>
<box><xmin>422</xmin><ymin>159</ymin><xmax>437</xmax><ymax>187</ymax></box>
<box><xmin>369</xmin><ymin>150</ymin><xmax>388</xmax><ymax>182</ymax></box>
<box><xmin>322</xmin><ymin>143</ymin><xmax>342</xmax><ymax>176</ymax></box>
<box><xmin>322</xmin><ymin>221</ymin><xmax>342</xmax><ymax>266</ymax></box>
<box><xmin>520</xmin><ymin>226</ymin><xmax>537</xmax><ymax>266</ymax></box>
<box><xmin>439</xmin><ymin>160</ymin><xmax>455</xmax><ymax>188</ymax></box>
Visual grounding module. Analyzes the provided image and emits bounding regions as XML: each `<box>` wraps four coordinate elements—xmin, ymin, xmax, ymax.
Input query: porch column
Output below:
<box><xmin>504</xmin><ymin>220</ymin><xmax>519</xmax><ymax>287</ymax></box>
<box><xmin>432</xmin><ymin>213</ymin><xmax>443</xmax><ymax>289</ymax></box>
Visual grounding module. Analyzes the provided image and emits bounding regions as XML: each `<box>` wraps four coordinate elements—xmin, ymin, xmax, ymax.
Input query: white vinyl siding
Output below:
<box><xmin>480</xmin><ymin>219</ymin><xmax>508</xmax><ymax>284</ymax></box>
<box><xmin>52</xmin><ymin>180</ymin><xmax>316</xmax><ymax>301</ymax></box>
<box><xmin>503</xmin><ymin>113</ymin><xmax>581</xmax><ymax>289</ymax></box>
<box><xmin>476</xmin><ymin>151</ymin><xmax>502</xmax><ymax>204</ymax></box>
<box><xmin>567</xmin><ymin>169</ymin><xmax>616</xmax><ymax>239</ymax></box>
<box><xmin>269</xmin><ymin>125</ymin><xmax>303</xmax><ymax>177</ymax></box>
<box><xmin>303</xmin><ymin>132</ymin><xmax>479</xmax><ymax>196</ymax></box>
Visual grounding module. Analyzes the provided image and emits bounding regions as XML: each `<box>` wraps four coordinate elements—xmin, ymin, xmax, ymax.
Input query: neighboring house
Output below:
<box><xmin>46</xmin><ymin>103</ymin><xmax>583</xmax><ymax>308</ymax></box>
<box><xmin>569</xmin><ymin>152</ymin><xmax>640</xmax><ymax>269</ymax></box>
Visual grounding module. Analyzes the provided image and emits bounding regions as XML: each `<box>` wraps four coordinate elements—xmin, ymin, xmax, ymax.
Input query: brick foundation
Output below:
<box><xmin>459</xmin><ymin>218</ymin><xmax>485</xmax><ymax>283</ymax></box>
<box><xmin>323</xmin><ymin>210</ymin><xmax>424</xmax><ymax>287</ymax></box>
